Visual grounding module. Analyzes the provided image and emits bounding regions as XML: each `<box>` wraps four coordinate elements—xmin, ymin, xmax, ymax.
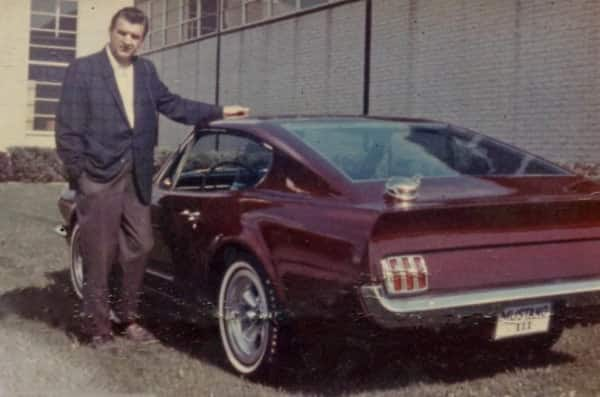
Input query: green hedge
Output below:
<box><xmin>563</xmin><ymin>162</ymin><xmax>600</xmax><ymax>179</ymax></box>
<box><xmin>0</xmin><ymin>151</ymin><xmax>12</xmax><ymax>182</ymax></box>
<box><xmin>0</xmin><ymin>147</ymin><xmax>174</xmax><ymax>182</ymax></box>
<box><xmin>8</xmin><ymin>147</ymin><xmax>65</xmax><ymax>182</ymax></box>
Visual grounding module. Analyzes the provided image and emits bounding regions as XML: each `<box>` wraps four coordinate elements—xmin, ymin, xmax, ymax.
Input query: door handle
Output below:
<box><xmin>179</xmin><ymin>209</ymin><xmax>201</xmax><ymax>222</ymax></box>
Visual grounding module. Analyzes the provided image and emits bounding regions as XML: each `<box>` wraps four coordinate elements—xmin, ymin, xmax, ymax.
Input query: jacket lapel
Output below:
<box><xmin>99</xmin><ymin>50</ymin><xmax>130</xmax><ymax>128</ymax></box>
<box><xmin>133</xmin><ymin>58</ymin><xmax>147</xmax><ymax>133</ymax></box>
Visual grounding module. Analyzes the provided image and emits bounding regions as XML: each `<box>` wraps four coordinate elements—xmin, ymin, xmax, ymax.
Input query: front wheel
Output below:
<box><xmin>69</xmin><ymin>222</ymin><xmax>121</xmax><ymax>323</ymax></box>
<box><xmin>217</xmin><ymin>254</ymin><xmax>289</xmax><ymax>377</ymax></box>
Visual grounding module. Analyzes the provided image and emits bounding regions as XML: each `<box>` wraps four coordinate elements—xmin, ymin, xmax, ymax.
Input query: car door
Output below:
<box><xmin>147</xmin><ymin>129</ymin><xmax>274</xmax><ymax>300</ymax></box>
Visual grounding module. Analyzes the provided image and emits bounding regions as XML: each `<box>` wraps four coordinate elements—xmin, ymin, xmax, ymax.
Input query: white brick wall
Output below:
<box><xmin>370</xmin><ymin>0</ymin><xmax>600</xmax><ymax>163</ymax></box>
<box><xmin>219</xmin><ymin>1</ymin><xmax>365</xmax><ymax>116</ymax></box>
<box><xmin>146</xmin><ymin>39</ymin><xmax>218</xmax><ymax>147</ymax></box>
<box><xmin>146</xmin><ymin>0</ymin><xmax>600</xmax><ymax>163</ymax></box>
<box><xmin>0</xmin><ymin>0</ymin><xmax>131</xmax><ymax>150</ymax></box>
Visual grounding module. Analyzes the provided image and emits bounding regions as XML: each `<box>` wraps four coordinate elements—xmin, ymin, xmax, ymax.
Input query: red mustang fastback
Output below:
<box><xmin>59</xmin><ymin>116</ymin><xmax>600</xmax><ymax>377</ymax></box>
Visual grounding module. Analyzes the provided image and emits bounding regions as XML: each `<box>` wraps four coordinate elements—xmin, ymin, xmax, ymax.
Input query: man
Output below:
<box><xmin>55</xmin><ymin>7</ymin><xmax>249</xmax><ymax>348</ymax></box>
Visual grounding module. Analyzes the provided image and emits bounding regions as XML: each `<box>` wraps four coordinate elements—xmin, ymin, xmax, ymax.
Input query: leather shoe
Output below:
<box><xmin>89</xmin><ymin>333</ymin><xmax>116</xmax><ymax>350</ymax></box>
<box><xmin>124</xmin><ymin>323</ymin><xmax>157</xmax><ymax>344</ymax></box>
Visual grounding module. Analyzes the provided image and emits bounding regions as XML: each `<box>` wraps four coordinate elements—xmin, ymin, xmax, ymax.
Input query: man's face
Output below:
<box><xmin>109</xmin><ymin>17</ymin><xmax>145</xmax><ymax>64</ymax></box>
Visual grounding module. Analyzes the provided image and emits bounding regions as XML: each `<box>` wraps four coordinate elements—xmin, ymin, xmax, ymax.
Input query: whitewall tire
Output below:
<box><xmin>70</xmin><ymin>223</ymin><xmax>85</xmax><ymax>299</ymax></box>
<box><xmin>217</xmin><ymin>255</ymin><xmax>287</xmax><ymax>377</ymax></box>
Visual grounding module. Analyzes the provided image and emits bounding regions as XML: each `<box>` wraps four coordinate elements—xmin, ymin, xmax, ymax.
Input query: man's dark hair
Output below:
<box><xmin>109</xmin><ymin>7</ymin><xmax>149</xmax><ymax>38</ymax></box>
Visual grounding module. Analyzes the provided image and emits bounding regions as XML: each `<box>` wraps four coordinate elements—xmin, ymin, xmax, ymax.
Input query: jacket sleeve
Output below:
<box><xmin>147</xmin><ymin>60</ymin><xmax>223</xmax><ymax>125</ymax></box>
<box><xmin>55</xmin><ymin>60</ymin><xmax>89</xmax><ymax>182</ymax></box>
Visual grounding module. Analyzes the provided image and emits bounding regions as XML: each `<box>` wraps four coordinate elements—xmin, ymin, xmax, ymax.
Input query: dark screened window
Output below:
<box><xmin>272</xmin><ymin>0</ymin><xmax>296</xmax><ymax>16</ymax></box>
<box><xmin>36</xmin><ymin>83</ymin><xmax>61</xmax><ymax>99</ymax></box>
<box><xmin>28</xmin><ymin>64</ymin><xmax>67</xmax><ymax>82</ymax></box>
<box><xmin>34</xmin><ymin>100</ymin><xmax>58</xmax><ymax>115</ymax></box>
<box><xmin>200</xmin><ymin>0</ymin><xmax>218</xmax><ymax>34</ymax></box>
<box><xmin>30</xmin><ymin>31</ymin><xmax>76</xmax><ymax>47</ymax></box>
<box><xmin>137</xmin><ymin>0</ymin><xmax>218</xmax><ymax>50</ymax></box>
<box><xmin>29</xmin><ymin>47</ymin><xmax>75</xmax><ymax>63</ymax></box>
<box><xmin>136</xmin><ymin>0</ymin><xmax>344</xmax><ymax>48</ymax></box>
<box><xmin>222</xmin><ymin>0</ymin><xmax>242</xmax><ymax>29</ymax></box>
<box><xmin>28</xmin><ymin>0</ymin><xmax>77</xmax><ymax>131</ymax></box>
<box><xmin>245</xmin><ymin>0</ymin><xmax>267</xmax><ymax>23</ymax></box>
<box><xmin>176</xmin><ymin>132</ymin><xmax>273</xmax><ymax>191</ymax></box>
<box><xmin>33</xmin><ymin>117</ymin><xmax>55</xmax><ymax>131</ymax></box>
<box><xmin>300</xmin><ymin>0</ymin><xmax>328</xmax><ymax>8</ymax></box>
<box><xmin>31</xmin><ymin>0</ymin><xmax>56</xmax><ymax>13</ymax></box>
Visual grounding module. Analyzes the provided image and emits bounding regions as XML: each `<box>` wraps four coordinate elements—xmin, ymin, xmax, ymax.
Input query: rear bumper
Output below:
<box><xmin>360</xmin><ymin>278</ymin><xmax>600</xmax><ymax>328</ymax></box>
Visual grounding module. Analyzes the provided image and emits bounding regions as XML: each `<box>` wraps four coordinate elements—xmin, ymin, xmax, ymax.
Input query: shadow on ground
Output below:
<box><xmin>0</xmin><ymin>269</ymin><xmax>581</xmax><ymax>396</ymax></box>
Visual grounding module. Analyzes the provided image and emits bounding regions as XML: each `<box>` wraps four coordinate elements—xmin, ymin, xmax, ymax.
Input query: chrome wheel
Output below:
<box><xmin>218</xmin><ymin>258</ymin><xmax>275</xmax><ymax>375</ymax></box>
<box><xmin>70</xmin><ymin>224</ymin><xmax>84</xmax><ymax>299</ymax></box>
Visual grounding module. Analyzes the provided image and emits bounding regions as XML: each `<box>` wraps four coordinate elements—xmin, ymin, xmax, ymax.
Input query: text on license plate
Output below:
<box><xmin>493</xmin><ymin>302</ymin><xmax>552</xmax><ymax>340</ymax></box>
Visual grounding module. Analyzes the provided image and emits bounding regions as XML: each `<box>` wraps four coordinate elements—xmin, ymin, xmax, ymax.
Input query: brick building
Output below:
<box><xmin>138</xmin><ymin>0</ymin><xmax>600</xmax><ymax>164</ymax></box>
<box><xmin>2</xmin><ymin>0</ymin><xmax>598</xmax><ymax>165</ymax></box>
<box><xmin>0</xmin><ymin>0</ymin><xmax>131</xmax><ymax>151</ymax></box>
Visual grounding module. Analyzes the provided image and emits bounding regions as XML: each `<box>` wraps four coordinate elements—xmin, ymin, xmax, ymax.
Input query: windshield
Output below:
<box><xmin>278</xmin><ymin>119</ymin><xmax>568</xmax><ymax>181</ymax></box>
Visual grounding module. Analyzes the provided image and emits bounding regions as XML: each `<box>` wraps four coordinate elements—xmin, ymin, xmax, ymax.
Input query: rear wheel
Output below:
<box><xmin>217</xmin><ymin>254</ymin><xmax>289</xmax><ymax>377</ymax></box>
<box><xmin>70</xmin><ymin>223</ymin><xmax>84</xmax><ymax>299</ymax></box>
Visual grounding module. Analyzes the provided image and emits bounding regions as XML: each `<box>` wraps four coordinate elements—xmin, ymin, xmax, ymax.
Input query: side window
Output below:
<box><xmin>175</xmin><ymin>131</ymin><xmax>273</xmax><ymax>191</ymax></box>
<box><xmin>449</xmin><ymin>131</ymin><xmax>566</xmax><ymax>176</ymax></box>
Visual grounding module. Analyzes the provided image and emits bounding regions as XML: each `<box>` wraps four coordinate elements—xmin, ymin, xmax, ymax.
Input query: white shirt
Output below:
<box><xmin>105</xmin><ymin>45</ymin><xmax>135</xmax><ymax>129</ymax></box>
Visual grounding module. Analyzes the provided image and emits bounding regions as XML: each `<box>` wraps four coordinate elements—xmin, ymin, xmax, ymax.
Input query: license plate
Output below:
<box><xmin>493</xmin><ymin>302</ymin><xmax>552</xmax><ymax>340</ymax></box>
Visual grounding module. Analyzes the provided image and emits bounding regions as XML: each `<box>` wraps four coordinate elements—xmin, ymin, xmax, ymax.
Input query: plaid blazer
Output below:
<box><xmin>55</xmin><ymin>49</ymin><xmax>222</xmax><ymax>205</ymax></box>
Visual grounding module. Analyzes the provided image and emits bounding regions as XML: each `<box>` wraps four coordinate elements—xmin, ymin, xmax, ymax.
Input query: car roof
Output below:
<box><xmin>211</xmin><ymin>114</ymin><xmax>448</xmax><ymax>127</ymax></box>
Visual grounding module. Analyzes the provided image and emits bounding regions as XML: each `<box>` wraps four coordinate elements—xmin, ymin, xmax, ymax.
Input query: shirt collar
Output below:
<box><xmin>105</xmin><ymin>45</ymin><xmax>133</xmax><ymax>71</ymax></box>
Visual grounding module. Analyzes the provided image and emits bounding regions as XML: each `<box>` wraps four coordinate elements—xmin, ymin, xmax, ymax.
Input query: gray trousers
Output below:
<box><xmin>75</xmin><ymin>163</ymin><xmax>154</xmax><ymax>336</ymax></box>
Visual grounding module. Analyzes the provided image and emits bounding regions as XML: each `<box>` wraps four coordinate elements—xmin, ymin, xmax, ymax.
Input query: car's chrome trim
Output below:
<box><xmin>53</xmin><ymin>224</ymin><xmax>68</xmax><ymax>237</ymax></box>
<box><xmin>145</xmin><ymin>268</ymin><xmax>175</xmax><ymax>282</ymax></box>
<box><xmin>360</xmin><ymin>278</ymin><xmax>600</xmax><ymax>328</ymax></box>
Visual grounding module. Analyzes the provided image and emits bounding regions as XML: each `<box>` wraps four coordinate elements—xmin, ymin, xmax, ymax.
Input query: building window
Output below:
<box><xmin>182</xmin><ymin>0</ymin><xmax>199</xmax><ymax>40</ymax></box>
<box><xmin>200</xmin><ymin>0</ymin><xmax>218</xmax><ymax>35</ymax></box>
<box><xmin>226</xmin><ymin>0</ymin><xmax>335</xmax><ymax>29</ymax></box>
<box><xmin>300</xmin><ymin>0</ymin><xmax>327</xmax><ymax>9</ymax></box>
<box><xmin>135</xmin><ymin>0</ymin><xmax>340</xmax><ymax>50</ymax></box>
<box><xmin>222</xmin><ymin>0</ymin><xmax>242</xmax><ymax>28</ymax></box>
<box><xmin>165</xmin><ymin>0</ymin><xmax>181</xmax><ymax>45</ymax></box>
<box><xmin>271</xmin><ymin>0</ymin><xmax>296</xmax><ymax>16</ymax></box>
<box><xmin>245</xmin><ymin>0</ymin><xmax>268</xmax><ymax>24</ymax></box>
<box><xmin>136</xmin><ymin>0</ymin><xmax>218</xmax><ymax>50</ymax></box>
<box><xmin>28</xmin><ymin>0</ymin><xmax>78</xmax><ymax>131</ymax></box>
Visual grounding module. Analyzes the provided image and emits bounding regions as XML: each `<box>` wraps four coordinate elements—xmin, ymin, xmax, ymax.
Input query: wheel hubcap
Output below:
<box><xmin>223</xmin><ymin>267</ymin><xmax>270</xmax><ymax>366</ymax></box>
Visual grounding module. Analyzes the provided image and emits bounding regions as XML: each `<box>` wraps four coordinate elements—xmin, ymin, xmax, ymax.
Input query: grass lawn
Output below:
<box><xmin>2</xmin><ymin>182</ymin><xmax>600</xmax><ymax>397</ymax></box>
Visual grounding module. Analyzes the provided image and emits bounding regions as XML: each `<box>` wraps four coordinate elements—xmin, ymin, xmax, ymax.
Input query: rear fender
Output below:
<box><xmin>206</xmin><ymin>230</ymin><xmax>284</xmax><ymax>302</ymax></box>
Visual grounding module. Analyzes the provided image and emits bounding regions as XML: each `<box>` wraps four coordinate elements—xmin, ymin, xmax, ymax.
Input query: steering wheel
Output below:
<box><xmin>202</xmin><ymin>160</ymin><xmax>257</xmax><ymax>190</ymax></box>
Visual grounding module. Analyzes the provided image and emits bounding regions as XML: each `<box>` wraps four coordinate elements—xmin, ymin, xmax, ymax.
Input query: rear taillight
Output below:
<box><xmin>381</xmin><ymin>255</ymin><xmax>429</xmax><ymax>294</ymax></box>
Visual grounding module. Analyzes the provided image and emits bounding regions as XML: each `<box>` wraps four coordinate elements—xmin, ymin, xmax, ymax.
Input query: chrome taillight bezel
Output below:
<box><xmin>380</xmin><ymin>255</ymin><xmax>429</xmax><ymax>295</ymax></box>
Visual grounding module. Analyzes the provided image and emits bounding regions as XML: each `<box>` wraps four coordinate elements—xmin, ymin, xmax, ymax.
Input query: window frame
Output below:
<box><xmin>138</xmin><ymin>0</ymin><xmax>220</xmax><ymax>51</ymax></box>
<box><xmin>167</xmin><ymin>129</ymin><xmax>274</xmax><ymax>193</ymax></box>
<box><xmin>136</xmin><ymin>0</ymin><xmax>344</xmax><ymax>51</ymax></box>
<box><xmin>28</xmin><ymin>0</ymin><xmax>78</xmax><ymax>133</ymax></box>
